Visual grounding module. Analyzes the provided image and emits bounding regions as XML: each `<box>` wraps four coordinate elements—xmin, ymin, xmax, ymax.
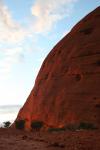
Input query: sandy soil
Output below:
<box><xmin>0</xmin><ymin>128</ymin><xmax>100</xmax><ymax>150</ymax></box>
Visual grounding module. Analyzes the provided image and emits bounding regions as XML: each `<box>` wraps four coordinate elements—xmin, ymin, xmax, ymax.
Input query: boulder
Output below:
<box><xmin>16</xmin><ymin>7</ymin><xmax>100</xmax><ymax>130</ymax></box>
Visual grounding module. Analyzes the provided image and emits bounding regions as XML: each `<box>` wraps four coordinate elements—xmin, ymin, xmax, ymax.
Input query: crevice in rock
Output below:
<box><xmin>95</xmin><ymin>60</ymin><xmax>100</xmax><ymax>66</ymax></box>
<box><xmin>72</xmin><ymin>52</ymin><xmax>100</xmax><ymax>59</ymax></box>
<box><xmin>79</xmin><ymin>27</ymin><xmax>93</xmax><ymax>35</ymax></box>
<box><xmin>75</xmin><ymin>74</ymin><xmax>81</xmax><ymax>81</ymax></box>
<box><xmin>95</xmin><ymin>104</ymin><xmax>100</xmax><ymax>108</ymax></box>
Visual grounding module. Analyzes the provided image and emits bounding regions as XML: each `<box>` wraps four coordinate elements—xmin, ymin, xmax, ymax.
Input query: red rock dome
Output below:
<box><xmin>16</xmin><ymin>7</ymin><xmax>100</xmax><ymax>130</ymax></box>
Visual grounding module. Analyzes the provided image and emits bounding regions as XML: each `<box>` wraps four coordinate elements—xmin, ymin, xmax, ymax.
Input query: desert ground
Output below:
<box><xmin>0</xmin><ymin>128</ymin><xmax>100</xmax><ymax>150</ymax></box>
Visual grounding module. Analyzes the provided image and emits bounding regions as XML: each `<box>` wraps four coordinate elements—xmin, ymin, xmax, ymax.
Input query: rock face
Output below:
<box><xmin>16</xmin><ymin>7</ymin><xmax>100</xmax><ymax>129</ymax></box>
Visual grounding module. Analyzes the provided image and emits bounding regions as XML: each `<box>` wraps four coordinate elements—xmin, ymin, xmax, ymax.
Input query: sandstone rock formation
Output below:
<box><xmin>16</xmin><ymin>7</ymin><xmax>100</xmax><ymax>130</ymax></box>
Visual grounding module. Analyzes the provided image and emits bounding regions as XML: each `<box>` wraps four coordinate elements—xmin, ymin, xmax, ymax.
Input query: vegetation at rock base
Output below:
<box><xmin>3</xmin><ymin>121</ymin><xmax>11</xmax><ymax>128</ymax></box>
<box><xmin>78</xmin><ymin>122</ymin><xmax>97</xmax><ymax>130</ymax></box>
<box><xmin>48</xmin><ymin>122</ymin><xmax>97</xmax><ymax>132</ymax></box>
<box><xmin>48</xmin><ymin>127</ymin><xmax>66</xmax><ymax>132</ymax></box>
<box><xmin>31</xmin><ymin>120</ymin><xmax>44</xmax><ymax>130</ymax></box>
<box><xmin>15</xmin><ymin>120</ymin><xmax>25</xmax><ymax>129</ymax></box>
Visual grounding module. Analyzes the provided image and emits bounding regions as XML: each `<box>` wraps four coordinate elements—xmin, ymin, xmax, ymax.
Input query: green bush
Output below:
<box><xmin>79</xmin><ymin>122</ymin><xmax>96</xmax><ymax>130</ymax></box>
<box><xmin>3</xmin><ymin>121</ymin><xmax>11</xmax><ymax>128</ymax></box>
<box><xmin>31</xmin><ymin>121</ymin><xmax>43</xmax><ymax>130</ymax></box>
<box><xmin>15</xmin><ymin>120</ymin><xmax>25</xmax><ymax>129</ymax></box>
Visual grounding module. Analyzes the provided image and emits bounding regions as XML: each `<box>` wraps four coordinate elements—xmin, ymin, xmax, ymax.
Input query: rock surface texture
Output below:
<box><xmin>16</xmin><ymin>7</ymin><xmax>100</xmax><ymax>130</ymax></box>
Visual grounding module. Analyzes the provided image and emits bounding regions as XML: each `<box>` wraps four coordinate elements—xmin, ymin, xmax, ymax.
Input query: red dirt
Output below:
<box><xmin>0</xmin><ymin>128</ymin><xmax>100</xmax><ymax>150</ymax></box>
<box><xmin>16</xmin><ymin>7</ymin><xmax>100</xmax><ymax>130</ymax></box>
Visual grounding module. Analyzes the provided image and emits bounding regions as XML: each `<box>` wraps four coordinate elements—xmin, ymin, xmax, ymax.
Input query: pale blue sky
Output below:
<box><xmin>0</xmin><ymin>0</ymin><xmax>99</xmax><ymax>105</ymax></box>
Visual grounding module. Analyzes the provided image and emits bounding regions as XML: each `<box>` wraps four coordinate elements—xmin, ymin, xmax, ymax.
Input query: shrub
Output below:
<box><xmin>15</xmin><ymin>120</ymin><xmax>25</xmax><ymax>129</ymax></box>
<box><xmin>79</xmin><ymin>122</ymin><xmax>96</xmax><ymax>130</ymax></box>
<box><xmin>31</xmin><ymin>121</ymin><xmax>43</xmax><ymax>130</ymax></box>
<box><xmin>3</xmin><ymin>121</ymin><xmax>11</xmax><ymax>128</ymax></box>
<box><xmin>66</xmin><ymin>124</ymin><xmax>78</xmax><ymax>131</ymax></box>
<box><xmin>48</xmin><ymin>127</ymin><xmax>65</xmax><ymax>132</ymax></box>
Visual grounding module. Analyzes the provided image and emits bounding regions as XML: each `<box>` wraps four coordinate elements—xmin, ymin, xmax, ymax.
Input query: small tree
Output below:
<box><xmin>3</xmin><ymin>121</ymin><xmax>11</xmax><ymax>128</ymax></box>
<box><xmin>31</xmin><ymin>121</ymin><xmax>43</xmax><ymax>131</ymax></box>
<box><xmin>15</xmin><ymin>120</ymin><xmax>25</xmax><ymax>129</ymax></box>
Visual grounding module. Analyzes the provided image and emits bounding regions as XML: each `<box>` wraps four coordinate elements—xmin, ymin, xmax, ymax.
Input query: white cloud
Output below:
<box><xmin>0</xmin><ymin>1</ymin><xmax>32</xmax><ymax>76</ymax></box>
<box><xmin>31</xmin><ymin>0</ymin><xmax>78</xmax><ymax>33</ymax></box>
<box><xmin>0</xmin><ymin>47</ymin><xmax>24</xmax><ymax>76</ymax></box>
<box><xmin>0</xmin><ymin>1</ymin><xmax>30</xmax><ymax>44</ymax></box>
<box><xmin>0</xmin><ymin>0</ymin><xmax>78</xmax><ymax>77</ymax></box>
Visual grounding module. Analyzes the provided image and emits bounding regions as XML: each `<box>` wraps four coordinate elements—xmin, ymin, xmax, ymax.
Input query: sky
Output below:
<box><xmin>0</xmin><ymin>0</ymin><xmax>99</xmax><ymax>106</ymax></box>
